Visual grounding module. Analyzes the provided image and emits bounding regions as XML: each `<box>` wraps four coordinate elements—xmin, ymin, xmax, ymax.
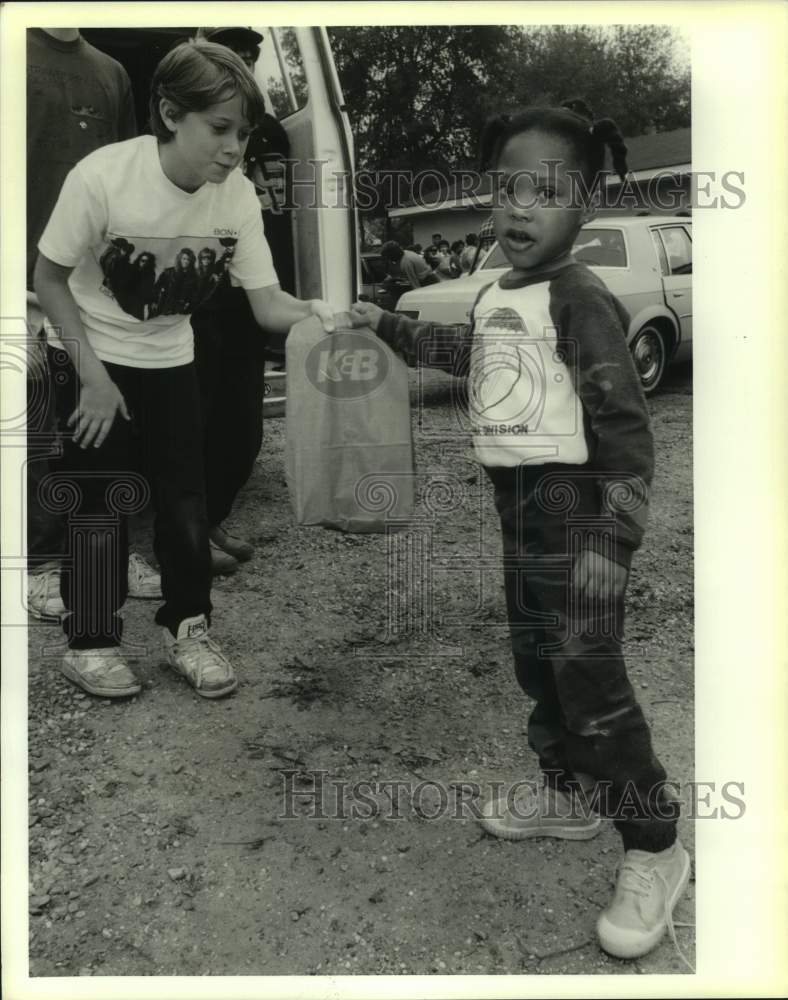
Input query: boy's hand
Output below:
<box><xmin>350</xmin><ymin>300</ymin><xmax>384</xmax><ymax>332</ymax></box>
<box><xmin>309</xmin><ymin>299</ymin><xmax>336</xmax><ymax>333</ymax></box>
<box><xmin>68</xmin><ymin>378</ymin><xmax>130</xmax><ymax>450</ymax></box>
<box><xmin>573</xmin><ymin>549</ymin><xmax>627</xmax><ymax>602</ymax></box>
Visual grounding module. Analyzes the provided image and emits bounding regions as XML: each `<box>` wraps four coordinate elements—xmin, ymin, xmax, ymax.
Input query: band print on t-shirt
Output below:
<box><xmin>97</xmin><ymin>234</ymin><xmax>239</xmax><ymax>321</ymax></box>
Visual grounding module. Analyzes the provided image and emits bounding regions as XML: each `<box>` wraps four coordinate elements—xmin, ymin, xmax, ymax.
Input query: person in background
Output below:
<box><xmin>26</xmin><ymin>27</ymin><xmax>161</xmax><ymax>622</ymax></box>
<box><xmin>459</xmin><ymin>233</ymin><xmax>478</xmax><ymax>272</ymax></box>
<box><xmin>468</xmin><ymin>215</ymin><xmax>497</xmax><ymax>272</ymax></box>
<box><xmin>450</xmin><ymin>239</ymin><xmax>465</xmax><ymax>275</ymax></box>
<box><xmin>430</xmin><ymin>232</ymin><xmax>443</xmax><ymax>247</ymax></box>
<box><xmin>422</xmin><ymin>244</ymin><xmax>439</xmax><ymax>271</ymax></box>
<box><xmin>190</xmin><ymin>27</ymin><xmax>296</xmax><ymax>574</ymax></box>
<box><xmin>434</xmin><ymin>239</ymin><xmax>461</xmax><ymax>280</ymax></box>
<box><xmin>377</xmin><ymin>240</ymin><xmax>439</xmax><ymax>310</ymax></box>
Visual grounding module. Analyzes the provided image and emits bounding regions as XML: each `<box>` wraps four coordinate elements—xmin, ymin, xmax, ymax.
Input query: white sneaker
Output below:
<box><xmin>596</xmin><ymin>839</ymin><xmax>692</xmax><ymax>962</ymax></box>
<box><xmin>127</xmin><ymin>552</ymin><xmax>162</xmax><ymax>599</ymax></box>
<box><xmin>28</xmin><ymin>568</ymin><xmax>66</xmax><ymax>621</ymax></box>
<box><xmin>163</xmin><ymin>614</ymin><xmax>237</xmax><ymax>699</ymax></box>
<box><xmin>61</xmin><ymin>648</ymin><xmax>141</xmax><ymax>698</ymax></box>
<box><xmin>28</xmin><ymin>555</ymin><xmax>161</xmax><ymax>618</ymax></box>
<box><xmin>479</xmin><ymin>782</ymin><xmax>602</xmax><ymax>841</ymax></box>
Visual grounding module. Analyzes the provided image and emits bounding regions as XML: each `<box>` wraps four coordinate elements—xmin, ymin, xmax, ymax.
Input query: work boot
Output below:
<box><xmin>209</xmin><ymin>525</ymin><xmax>254</xmax><ymax>562</ymax></box>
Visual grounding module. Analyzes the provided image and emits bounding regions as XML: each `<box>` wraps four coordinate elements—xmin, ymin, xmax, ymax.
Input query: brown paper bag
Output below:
<box><xmin>285</xmin><ymin>313</ymin><xmax>414</xmax><ymax>532</ymax></box>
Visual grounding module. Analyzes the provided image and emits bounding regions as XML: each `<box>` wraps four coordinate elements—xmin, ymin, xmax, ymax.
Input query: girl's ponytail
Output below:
<box><xmin>479</xmin><ymin>113</ymin><xmax>512</xmax><ymax>171</ymax></box>
<box><xmin>561</xmin><ymin>98</ymin><xmax>628</xmax><ymax>182</ymax></box>
<box><xmin>561</xmin><ymin>97</ymin><xmax>594</xmax><ymax>123</ymax></box>
<box><xmin>591</xmin><ymin>118</ymin><xmax>629</xmax><ymax>182</ymax></box>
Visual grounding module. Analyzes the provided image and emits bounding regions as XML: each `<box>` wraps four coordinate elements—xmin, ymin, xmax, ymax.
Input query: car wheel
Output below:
<box><xmin>630</xmin><ymin>324</ymin><xmax>667</xmax><ymax>394</ymax></box>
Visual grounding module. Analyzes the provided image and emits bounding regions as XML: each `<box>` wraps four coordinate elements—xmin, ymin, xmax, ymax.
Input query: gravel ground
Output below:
<box><xmin>27</xmin><ymin>361</ymin><xmax>694</xmax><ymax>978</ymax></box>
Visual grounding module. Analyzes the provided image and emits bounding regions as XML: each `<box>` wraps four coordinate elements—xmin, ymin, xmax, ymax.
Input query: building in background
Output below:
<box><xmin>387</xmin><ymin>127</ymin><xmax>691</xmax><ymax>246</ymax></box>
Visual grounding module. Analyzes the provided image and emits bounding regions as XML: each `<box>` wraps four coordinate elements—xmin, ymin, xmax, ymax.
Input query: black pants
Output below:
<box><xmin>54</xmin><ymin>358</ymin><xmax>211</xmax><ymax>648</ymax></box>
<box><xmin>27</xmin><ymin>341</ymin><xmax>69</xmax><ymax>568</ymax></box>
<box><xmin>192</xmin><ymin>286</ymin><xmax>266</xmax><ymax>529</ymax></box>
<box><xmin>486</xmin><ymin>463</ymin><xmax>678</xmax><ymax>852</ymax></box>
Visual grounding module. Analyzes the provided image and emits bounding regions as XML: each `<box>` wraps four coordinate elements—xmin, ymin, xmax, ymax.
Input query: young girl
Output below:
<box><xmin>351</xmin><ymin>101</ymin><xmax>689</xmax><ymax>962</ymax></box>
<box><xmin>34</xmin><ymin>39</ymin><xmax>335</xmax><ymax>700</ymax></box>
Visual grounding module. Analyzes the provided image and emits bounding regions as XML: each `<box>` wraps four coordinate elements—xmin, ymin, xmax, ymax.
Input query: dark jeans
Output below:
<box><xmin>27</xmin><ymin>341</ymin><xmax>69</xmax><ymax>568</ymax></box>
<box><xmin>54</xmin><ymin>358</ymin><xmax>211</xmax><ymax>648</ymax></box>
<box><xmin>485</xmin><ymin>463</ymin><xmax>678</xmax><ymax>852</ymax></box>
<box><xmin>192</xmin><ymin>286</ymin><xmax>266</xmax><ymax>529</ymax></box>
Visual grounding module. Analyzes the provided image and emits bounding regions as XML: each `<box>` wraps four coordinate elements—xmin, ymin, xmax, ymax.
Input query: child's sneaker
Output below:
<box><xmin>479</xmin><ymin>781</ymin><xmax>602</xmax><ymax>840</ymax></box>
<box><xmin>28</xmin><ymin>568</ymin><xmax>66</xmax><ymax>621</ymax></box>
<box><xmin>61</xmin><ymin>648</ymin><xmax>141</xmax><ymax>698</ymax></box>
<box><xmin>127</xmin><ymin>552</ymin><xmax>162</xmax><ymax>599</ymax></box>
<box><xmin>163</xmin><ymin>614</ymin><xmax>237</xmax><ymax>699</ymax></box>
<box><xmin>596</xmin><ymin>839</ymin><xmax>691</xmax><ymax>960</ymax></box>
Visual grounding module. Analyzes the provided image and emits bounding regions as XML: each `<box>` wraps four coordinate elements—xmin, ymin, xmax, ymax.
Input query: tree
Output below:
<box><xmin>328</xmin><ymin>26</ymin><xmax>515</xmax><ymax>236</ymax></box>
<box><xmin>503</xmin><ymin>26</ymin><xmax>690</xmax><ymax>136</ymax></box>
<box><xmin>329</xmin><ymin>24</ymin><xmax>690</xmax><ymax>232</ymax></box>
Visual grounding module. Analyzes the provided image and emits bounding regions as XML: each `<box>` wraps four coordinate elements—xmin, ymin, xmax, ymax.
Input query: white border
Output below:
<box><xmin>2</xmin><ymin>3</ymin><xmax>787</xmax><ymax>999</ymax></box>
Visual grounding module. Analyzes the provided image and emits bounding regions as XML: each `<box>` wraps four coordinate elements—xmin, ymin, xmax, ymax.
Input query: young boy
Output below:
<box><xmin>33</xmin><ymin>38</ymin><xmax>335</xmax><ymax>700</ymax></box>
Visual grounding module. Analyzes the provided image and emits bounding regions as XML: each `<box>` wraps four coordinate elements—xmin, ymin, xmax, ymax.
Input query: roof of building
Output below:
<box><xmin>389</xmin><ymin>127</ymin><xmax>691</xmax><ymax>214</ymax></box>
<box><xmin>625</xmin><ymin>127</ymin><xmax>691</xmax><ymax>172</ymax></box>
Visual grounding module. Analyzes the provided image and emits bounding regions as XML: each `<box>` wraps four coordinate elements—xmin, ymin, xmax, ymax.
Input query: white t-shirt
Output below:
<box><xmin>469</xmin><ymin>280</ymin><xmax>588</xmax><ymax>467</ymax></box>
<box><xmin>38</xmin><ymin>135</ymin><xmax>278</xmax><ymax>368</ymax></box>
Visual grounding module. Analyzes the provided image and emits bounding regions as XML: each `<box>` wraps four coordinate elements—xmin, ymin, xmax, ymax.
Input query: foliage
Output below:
<box><xmin>329</xmin><ymin>24</ymin><xmax>690</xmax><ymax>221</ymax></box>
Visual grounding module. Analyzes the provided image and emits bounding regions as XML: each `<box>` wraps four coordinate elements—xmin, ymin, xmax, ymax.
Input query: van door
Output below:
<box><xmin>655</xmin><ymin>224</ymin><xmax>693</xmax><ymax>354</ymax></box>
<box><xmin>251</xmin><ymin>26</ymin><xmax>357</xmax><ymax>309</ymax></box>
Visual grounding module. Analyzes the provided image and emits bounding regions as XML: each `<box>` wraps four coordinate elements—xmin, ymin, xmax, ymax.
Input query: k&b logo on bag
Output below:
<box><xmin>305</xmin><ymin>331</ymin><xmax>390</xmax><ymax>399</ymax></box>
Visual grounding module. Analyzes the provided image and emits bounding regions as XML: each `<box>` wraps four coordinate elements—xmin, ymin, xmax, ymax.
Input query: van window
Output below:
<box><xmin>254</xmin><ymin>28</ymin><xmax>308</xmax><ymax>119</ymax></box>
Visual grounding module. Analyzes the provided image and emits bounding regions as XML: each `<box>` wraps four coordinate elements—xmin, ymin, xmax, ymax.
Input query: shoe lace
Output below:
<box><xmin>177</xmin><ymin>635</ymin><xmax>227</xmax><ymax>682</ymax></box>
<box><xmin>654</xmin><ymin>869</ymin><xmax>696</xmax><ymax>973</ymax></box>
<box><xmin>617</xmin><ymin>860</ymin><xmax>655</xmax><ymax>897</ymax></box>
<box><xmin>618</xmin><ymin>860</ymin><xmax>695</xmax><ymax>973</ymax></box>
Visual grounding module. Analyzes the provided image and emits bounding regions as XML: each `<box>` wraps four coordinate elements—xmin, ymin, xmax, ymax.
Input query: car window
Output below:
<box><xmin>481</xmin><ymin>227</ymin><xmax>628</xmax><ymax>271</ymax></box>
<box><xmin>657</xmin><ymin>226</ymin><xmax>692</xmax><ymax>275</ymax></box>
<box><xmin>254</xmin><ymin>27</ymin><xmax>308</xmax><ymax>119</ymax></box>
<box><xmin>571</xmin><ymin>228</ymin><xmax>627</xmax><ymax>267</ymax></box>
<box><xmin>650</xmin><ymin>229</ymin><xmax>670</xmax><ymax>276</ymax></box>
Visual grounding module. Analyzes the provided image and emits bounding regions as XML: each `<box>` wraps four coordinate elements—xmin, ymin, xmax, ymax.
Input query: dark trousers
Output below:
<box><xmin>192</xmin><ymin>287</ymin><xmax>266</xmax><ymax>529</ymax></box>
<box><xmin>54</xmin><ymin>358</ymin><xmax>212</xmax><ymax>648</ymax></box>
<box><xmin>27</xmin><ymin>341</ymin><xmax>68</xmax><ymax>568</ymax></box>
<box><xmin>485</xmin><ymin>463</ymin><xmax>678</xmax><ymax>852</ymax></box>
